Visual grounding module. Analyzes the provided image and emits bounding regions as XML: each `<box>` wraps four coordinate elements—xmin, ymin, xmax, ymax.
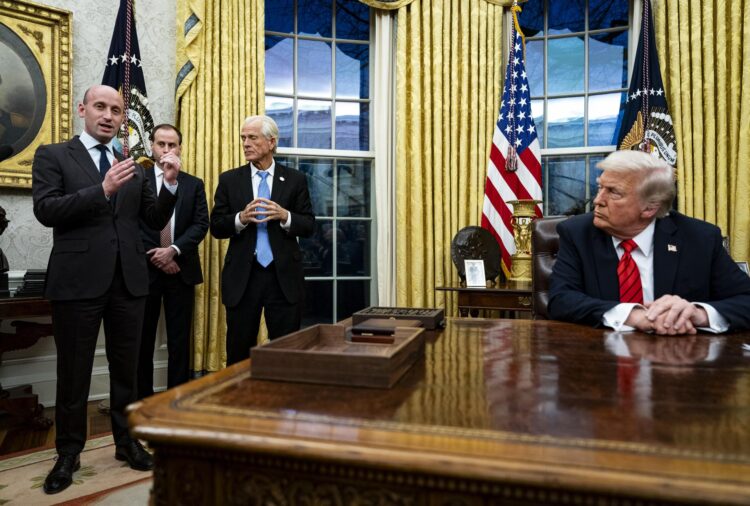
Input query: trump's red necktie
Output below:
<box><xmin>617</xmin><ymin>239</ymin><xmax>643</xmax><ymax>304</ymax></box>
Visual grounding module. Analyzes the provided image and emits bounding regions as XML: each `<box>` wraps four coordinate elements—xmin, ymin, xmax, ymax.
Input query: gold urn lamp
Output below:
<box><xmin>507</xmin><ymin>199</ymin><xmax>541</xmax><ymax>281</ymax></box>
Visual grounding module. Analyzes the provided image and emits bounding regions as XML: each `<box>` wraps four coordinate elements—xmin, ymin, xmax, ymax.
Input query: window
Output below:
<box><xmin>518</xmin><ymin>0</ymin><xmax>631</xmax><ymax>215</ymax></box>
<box><xmin>265</xmin><ymin>0</ymin><xmax>374</xmax><ymax>324</ymax></box>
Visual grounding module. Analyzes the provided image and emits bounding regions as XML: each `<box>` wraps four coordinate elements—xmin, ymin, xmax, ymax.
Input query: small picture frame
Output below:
<box><xmin>464</xmin><ymin>259</ymin><xmax>486</xmax><ymax>288</ymax></box>
<box><xmin>737</xmin><ymin>261</ymin><xmax>749</xmax><ymax>276</ymax></box>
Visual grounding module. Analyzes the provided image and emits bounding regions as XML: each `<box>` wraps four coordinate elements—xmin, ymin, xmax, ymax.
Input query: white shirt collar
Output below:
<box><xmin>251</xmin><ymin>159</ymin><xmax>275</xmax><ymax>179</ymax></box>
<box><xmin>80</xmin><ymin>131</ymin><xmax>114</xmax><ymax>153</ymax></box>
<box><xmin>613</xmin><ymin>219</ymin><xmax>656</xmax><ymax>256</ymax></box>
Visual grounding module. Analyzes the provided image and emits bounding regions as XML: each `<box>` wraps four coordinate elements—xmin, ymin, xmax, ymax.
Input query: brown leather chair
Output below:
<box><xmin>531</xmin><ymin>216</ymin><xmax>570</xmax><ymax>319</ymax></box>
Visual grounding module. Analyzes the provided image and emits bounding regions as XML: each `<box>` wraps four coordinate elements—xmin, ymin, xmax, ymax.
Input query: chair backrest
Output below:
<box><xmin>531</xmin><ymin>216</ymin><xmax>570</xmax><ymax>319</ymax></box>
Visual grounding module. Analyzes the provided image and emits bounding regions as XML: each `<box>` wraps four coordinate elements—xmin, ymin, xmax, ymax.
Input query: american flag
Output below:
<box><xmin>481</xmin><ymin>26</ymin><xmax>542</xmax><ymax>275</ymax></box>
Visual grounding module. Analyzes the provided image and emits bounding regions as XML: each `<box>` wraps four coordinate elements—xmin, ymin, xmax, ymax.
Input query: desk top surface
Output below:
<box><xmin>130</xmin><ymin>318</ymin><xmax>750</xmax><ymax>504</ymax></box>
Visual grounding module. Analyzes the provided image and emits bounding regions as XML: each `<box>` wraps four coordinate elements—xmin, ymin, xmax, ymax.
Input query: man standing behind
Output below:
<box><xmin>137</xmin><ymin>124</ymin><xmax>208</xmax><ymax>398</ymax></box>
<box><xmin>211</xmin><ymin>115</ymin><xmax>315</xmax><ymax>365</ymax></box>
<box><xmin>32</xmin><ymin>85</ymin><xmax>177</xmax><ymax>494</ymax></box>
<box><xmin>548</xmin><ymin>150</ymin><xmax>750</xmax><ymax>334</ymax></box>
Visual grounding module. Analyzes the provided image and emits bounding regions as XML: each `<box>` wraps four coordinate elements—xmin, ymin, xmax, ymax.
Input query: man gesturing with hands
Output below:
<box><xmin>32</xmin><ymin>85</ymin><xmax>178</xmax><ymax>494</ymax></box>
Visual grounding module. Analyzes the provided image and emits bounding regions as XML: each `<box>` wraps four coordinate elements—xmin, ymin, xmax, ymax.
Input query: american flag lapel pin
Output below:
<box><xmin>668</xmin><ymin>244</ymin><xmax>677</xmax><ymax>252</ymax></box>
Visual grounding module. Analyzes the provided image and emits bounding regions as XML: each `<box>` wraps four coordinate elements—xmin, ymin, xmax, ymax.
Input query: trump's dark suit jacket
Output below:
<box><xmin>32</xmin><ymin>136</ymin><xmax>176</xmax><ymax>300</ymax></box>
<box><xmin>210</xmin><ymin>163</ymin><xmax>315</xmax><ymax>307</ymax></box>
<box><xmin>548</xmin><ymin>212</ymin><xmax>750</xmax><ymax>331</ymax></box>
<box><xmin>140</xmin><ymin>169</ymin><xmax>208</xmax><ymax>286</ymax></box>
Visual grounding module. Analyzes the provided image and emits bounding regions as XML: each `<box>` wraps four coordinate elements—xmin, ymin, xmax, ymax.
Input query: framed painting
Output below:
<box><xmin>0</xmin><ymin>0</ymin><xmax>71</xmax><ymax>188</ymax></box>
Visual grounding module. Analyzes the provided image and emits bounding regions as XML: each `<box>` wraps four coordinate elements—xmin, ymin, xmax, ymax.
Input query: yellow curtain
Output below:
<box><xmin>175</xmin><ymin>0</ymin><xmax>264</xmax><ymax>372</ymax></box>
<box><xmin>395</xmin><ymin>0</ymin><xmax>506</xmax><ymax>311</ymax></box>
<box><xmin>656</xmin><ymin>0</ymin><xmax>750</xmax><ymax>262</ymax></box>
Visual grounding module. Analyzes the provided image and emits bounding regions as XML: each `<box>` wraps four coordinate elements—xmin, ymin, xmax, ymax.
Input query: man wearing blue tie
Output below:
<box><xmin>210</xmin><ymin>115</ymin><xmax>315</xmax><ymax>364</ymax></box>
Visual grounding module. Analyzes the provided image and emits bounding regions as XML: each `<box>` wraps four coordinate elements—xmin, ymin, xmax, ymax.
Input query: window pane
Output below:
<box><xmin>588</xmin><ymin>93</ymin><xmax>620</xmax><ymax>146</ymax></box>
<box><xmin>589</xmin><ymin>31</ymin><xmax>628</xmax><ymax>92</ymax></box>
<box><xmin>301</xmin><ymin>219</ymin><xmax>333</xmax><ymax>276</ymax></box>
<box><xmin>590</xmin><ymin>0</ymin><xmax>629</xmax><ymax>30</ymax></box>
<box><xmin>526</xmin><ymin>39</ymin><xmax>544</xmax><ymax>97</ymax></box>
<box><xmin>589</xmin><ymin>155</ymin><xmax>605</xmax><ymax>210</ymax></box>
<box><xmin>298</xmin><ymin>39</ymin><xmax>332</xmax><ymax>98</ymax></box>
<box><xmin>518</xmin><ymin>0</ymin><xmax>544</xmax><ymax>37</ymax></box>
<box><xmin>547</xmin><ymin>96</ymin><xmax>583</xmax><ymax>148</ymax></box>
<box><xmin>336</xmin><ymin>43</ymin><xmax>369</xmax><ymax>99</ymax></box>
<box><xmin>265</xmin><ymin>36</ymin><xmax>294</xmax><ymax>95</ymax></box>
<box><xmin>274</xmin><ymin>155</ymin><xmax>297</xmax><ymax>170</ymax></box>
<box><xmin>337</xmin><ymin>280</ymin><xmax>370</xmax><ymax>320</ymax></box>
<box><xmin>337</xmin><ymin>159</ymin><xmax>371</xmax><ymax>217</ymax></box>
<box><xmin>266</xmin><ymin>0</ymin><xmax>294</xmax><ymax>33</ymax></box>
<box><xmin>548</xmin><ymin>37</ymin><xmax>584</xmax><ymax>94</ymax></box>
<box><xmin>546</xmin><ymin>156</ymin><xmax>586</xmax><ymax>215</ymax></box>
<box><xmin>303</xmin><ymin>281</ymin><xmax>333</xmax><ymax>326</ymax></box>
<box><xmin>335</xmin><ymin>102</ymin><xmax>369</xmax><ymax>151</ymax></box>
<box><xmin>265</xmin><ymin>97</ymin><xmax>293</xmax><ymax>147</ymax></box>
<box><xmin>549</xmin><ymin>0</ymin><xmax>584</xmax><ymax>34</ymax></box>
<box><xmin>299</xmin><ymin>0</ymin><xmax>332</xmax><ymax>37</ymax></box>
<box><xmin>531</xmin><ymin>99</ymin><xmax>545</xmax><ymax>148</ymax></box>
<box><xmin>298</xmin><ymin>100</ymin><xmax>332</xmax><ymax>148</ymax></box>
<box><xmin>336</xmin><ymin>0</ymin><xmax>369</xmax><ymax>40</ymax></box>
<box><xmin>338</xmin><ymin>221</ymin><xmax>370</xmax><ymax>276</ymax></box>
<box><xmin>299</xmin><ymin>157</ymin><xmax>333</xmax><ymax>216</ymax></box>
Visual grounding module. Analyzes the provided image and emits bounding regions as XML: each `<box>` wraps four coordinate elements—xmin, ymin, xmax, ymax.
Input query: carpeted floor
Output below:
<box><xmin>0</xmin><ymin>435</ymin><xmax>152</xmax><ymax>505</ymax></box>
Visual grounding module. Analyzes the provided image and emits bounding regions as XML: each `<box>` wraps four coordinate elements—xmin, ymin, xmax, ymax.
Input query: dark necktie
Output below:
<box><xmin>95</xmin><ymin>144</ymin><xmax>111</xmax><ymax>178</ymax></box>
<box><xmin>256</xmin><ymin>171</ymin><xmax>273</xmax><ymax>267</ymax></box>
<box><xmin>618</xmin><ymin>239</ymin><xmax>643</xmax><ymax>304</ymax></box>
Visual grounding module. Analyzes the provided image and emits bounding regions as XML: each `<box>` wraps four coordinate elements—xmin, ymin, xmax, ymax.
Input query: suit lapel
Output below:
<box><xmin>68</xmin><ymin>137</ymin><xmax>102</xmax><ymax>185</ymax></box>
<box><xmin>173</xmin><ymin>171</ymin><xmax>184</xmax><ymax>229</ymax></box>
<box><xmin>240</xmin><ymin>164</ymin><xmax>254</xmax><ymax>207</ymax></box>
<box><xmin>592</xmin><ymin>226</ymin><xmax>620</xmax><ymax>301</ymax></box>
<box><xmin>271</xmin><ymin>163</ymin><xmax>287</xmax><ymax>202</ymax></box>
<box><xmin>653</xmin><ymin>215</ymin><xmax>679</xmax><ymax>298</ymax></box>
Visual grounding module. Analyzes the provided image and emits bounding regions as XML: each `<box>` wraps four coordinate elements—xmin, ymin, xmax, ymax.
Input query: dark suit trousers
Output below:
<box><xmin>225</xmin><ymin>260</ymin><xmax>301</xmax><ymax>365</ymax></box>
<box><xmin>51</xmin><ymin>261</ymin><xmax>145</xmax><ymax>455</ymax></box>
<box><xmin>138</xmin><ymin>271</ymin><xmax>194</xmax><ymax>398</ymax></box>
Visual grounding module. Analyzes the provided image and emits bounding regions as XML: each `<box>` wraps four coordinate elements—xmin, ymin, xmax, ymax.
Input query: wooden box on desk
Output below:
<box><xmin>250</xmin><ymin>324</ymin><xmax>425</xmax><ymax>388</ymax></box>
<box><xmin>351</xmin><ymin>306</ymin><xmax>445</xmax><ymax>329</ymax></box>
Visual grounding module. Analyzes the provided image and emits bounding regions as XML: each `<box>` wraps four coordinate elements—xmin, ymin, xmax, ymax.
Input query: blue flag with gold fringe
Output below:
<box><xmin>615</xmin><ymin>0</ymin><xmax>676</xmax><ymax>165</ymax></box>
<box><xmin>102</xmin><ymin>0</ymin><xmax>154</xmax><ymax>159</ymax></box>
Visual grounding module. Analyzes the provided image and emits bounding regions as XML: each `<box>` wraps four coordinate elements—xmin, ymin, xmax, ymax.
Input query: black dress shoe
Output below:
<box><xmin>43</xmin><ymin>453</ymin><xmax>80</xmax><ymax>494</ymax></box>
<box><xmin>115</xmin><ymin>440</ymin><xmax>153</xmax><ymax>471</ymax></box>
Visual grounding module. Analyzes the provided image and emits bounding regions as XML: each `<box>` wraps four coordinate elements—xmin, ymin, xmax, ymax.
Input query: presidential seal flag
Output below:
<box><xmin>102</xmin><ymin>0</ymin><xmax>155</xmax><ymax>159</ymax></box>
<box><xmin>615</xmin><ymin>0</ymin><xmax>676</xmax><ymax>165</ymax></box>
<box><xmin>481</xmin><ymin>5</ymin><xmax>543</xmax><ymax>276</ymax></box>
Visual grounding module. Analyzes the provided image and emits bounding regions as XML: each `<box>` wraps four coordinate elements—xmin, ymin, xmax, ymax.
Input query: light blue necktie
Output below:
<box><xmin>255</xmin><ymin>171</ymin><xmax>273</xmax><ymax>267</ymax></box>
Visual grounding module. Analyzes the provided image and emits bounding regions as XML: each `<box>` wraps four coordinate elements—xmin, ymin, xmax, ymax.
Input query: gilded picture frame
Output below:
<box><xmin>0</xmin><ymin>0</ymin><xmax>71</xmax><ymax>188</ymax></box>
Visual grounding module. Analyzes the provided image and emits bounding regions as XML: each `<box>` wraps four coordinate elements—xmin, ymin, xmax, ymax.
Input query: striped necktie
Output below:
<box><xmin>618</xmin><ymin>239</ymin><xmax>643</xmax><ymax>304</ymax></box>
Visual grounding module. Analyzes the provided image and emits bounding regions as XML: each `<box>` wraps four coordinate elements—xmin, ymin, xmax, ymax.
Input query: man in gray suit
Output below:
<box><xmin>32</xmin><ymin>85</ymin><xmax>178</xmax><ymax>494</ymax></box>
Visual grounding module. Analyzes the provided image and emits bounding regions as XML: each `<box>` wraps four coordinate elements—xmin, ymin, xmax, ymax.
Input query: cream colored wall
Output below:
<box><xmin>0</xmin><ymin>0</ymin><xmax>177</xmax><ymax>406</ymax></box>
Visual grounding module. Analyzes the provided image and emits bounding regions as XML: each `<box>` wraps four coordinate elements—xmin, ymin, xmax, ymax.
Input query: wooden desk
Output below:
<box><xmin>0</xmin><ymin>296</ymin><xmax>53</xmax><ymax>428</ymax></box>
<box><xmin>129</xmin><ymin>319</ymin><xmax>750</xmax><ymax>505</ymax></box>
<box><xmin>437</xmin><ymin>281</ymin><xmax>532</xmax><ymax>316</ymax></box>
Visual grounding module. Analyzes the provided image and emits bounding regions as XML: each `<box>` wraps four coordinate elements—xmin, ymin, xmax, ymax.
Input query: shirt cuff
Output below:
<box><xmin>602</xmin><ymin>303</ymin><xmax>642</xmax><ymax>331</ymax></box>
<box><xmin>163</xmin><ymin>181</ymin><xmax>178</xmax><ymax>194</ymax></box>
<box><xmin>693</xmin><ymin>302</ymin><xmax>729</xmax><ymax>333</ymax></box>
<box><xmin>234</xmin><ymin>212</ymin><xmax>247</xmax><ymax>233</ymax></box>
<box><xmin>281</xmin><ymin>211</ymin><xmax>292</xmax><ymax>231</ymax></box>
<box><xmin>170</xmin><ymin>244</ymin><xmax>181</xmax><ymax>256</ymax></box>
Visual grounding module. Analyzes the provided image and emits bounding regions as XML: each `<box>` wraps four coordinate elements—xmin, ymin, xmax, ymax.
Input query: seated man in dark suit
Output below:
<box><xmin>548</xmin><ymin>150</ymin><xmax>750</xmax><ymax>334</ymax></box>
